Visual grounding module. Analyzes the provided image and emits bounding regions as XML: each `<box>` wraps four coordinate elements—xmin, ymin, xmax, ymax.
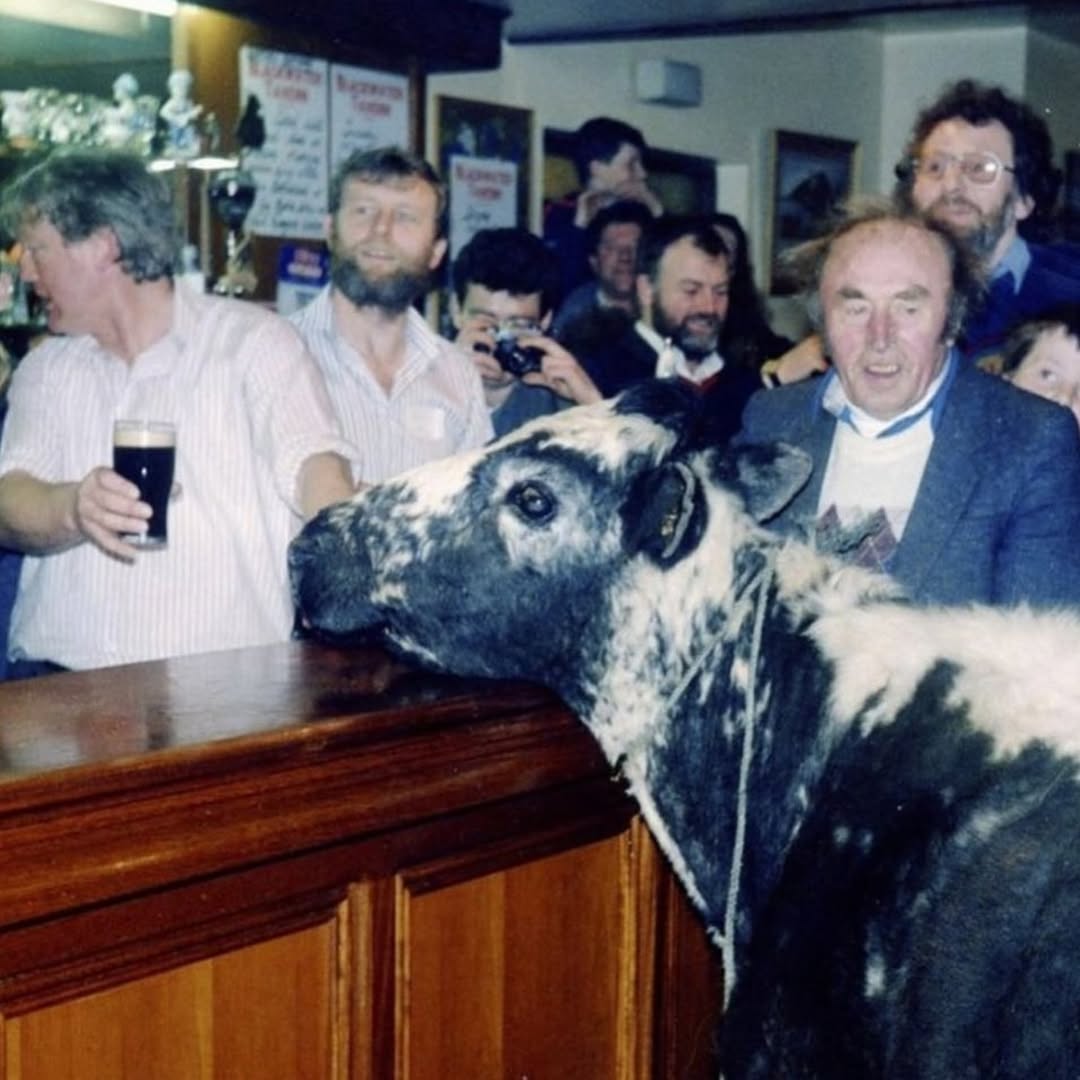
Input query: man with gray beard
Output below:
<box><xmin>894</xmin><ymin>78</ymin><xmax>1080</xmax><ymax>366</ymax></box>
<box><xmin>291</xmin><ymin>147</ymin><xmax>491</xmax><ymax>484</ymax></box>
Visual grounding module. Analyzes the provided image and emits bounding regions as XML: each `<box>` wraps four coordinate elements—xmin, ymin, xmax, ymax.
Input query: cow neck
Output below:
<box><xmin>663</xmin><ymin>542</ymin><xmax>776</xmax><ymax>1009</ymax></box>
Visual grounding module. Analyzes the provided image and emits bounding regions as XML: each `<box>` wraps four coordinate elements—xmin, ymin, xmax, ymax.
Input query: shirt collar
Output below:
<box><xmin>635</xmin><ymin>320</ymin><xmax>724</xmax><ymax>382</ymax></box>
<box><xmin>815</xmin><ymin>347</ymin><xmax>958</xmax><ymax>438</ymax></box>
<box><xmin>992</xmin><ymin>235</ymin><xmax>1030</xmax><ymax>294</ymax></box>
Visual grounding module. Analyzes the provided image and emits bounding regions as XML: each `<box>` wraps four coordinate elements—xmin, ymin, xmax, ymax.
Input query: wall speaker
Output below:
<box><xmin>634</xmin><ymin>59</ymin><xmax>702</xmax><ymax>108</ymax></box>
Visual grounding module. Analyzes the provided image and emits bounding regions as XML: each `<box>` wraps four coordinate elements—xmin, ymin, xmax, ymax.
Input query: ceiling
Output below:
<box><xmin>499</xmin><ymin>0</ymin><xmax>1077</xmax><ymax>44</ymax></box>
<box><xmin>0</xmin><ymin>0</ymin><xmax>1077</xmax><ymax>86</ymax></box>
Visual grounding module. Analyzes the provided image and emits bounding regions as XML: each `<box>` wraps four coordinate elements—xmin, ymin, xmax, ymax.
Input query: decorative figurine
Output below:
<box><xmin>158</xmin><ymin>69</ymin><xmax>203</xmax><ymax>159</ymax></box>
<box><xmin>0</xmin><ymin>90</ymin><xmax>34</xmax><ymax>148</ymax></box>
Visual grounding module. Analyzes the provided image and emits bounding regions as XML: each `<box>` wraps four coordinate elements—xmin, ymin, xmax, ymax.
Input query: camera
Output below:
<box><xmin>492</xmin><ymin>327</ymin><xmax>544</xmax><ymax>377</ymax></box>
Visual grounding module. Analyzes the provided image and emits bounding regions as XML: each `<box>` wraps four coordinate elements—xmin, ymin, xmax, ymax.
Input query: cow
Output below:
<box><xmin>289</xmin><ymin>379</ymin><xmax>1080</xmax><ymax>1079</ymax></box>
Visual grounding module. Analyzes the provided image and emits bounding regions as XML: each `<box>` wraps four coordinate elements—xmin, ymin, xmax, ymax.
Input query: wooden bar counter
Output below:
<box><xmin>0</xmin><ymin>642</ymin><xmax>721</xmax><ymax>1079</ymax></box>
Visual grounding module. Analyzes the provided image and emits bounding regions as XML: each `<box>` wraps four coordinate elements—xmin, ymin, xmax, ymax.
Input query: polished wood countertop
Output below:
<box><xmin>0</xmin><ymin>641</ymin><xmax>616</xmax><ymax>935</ymax></box>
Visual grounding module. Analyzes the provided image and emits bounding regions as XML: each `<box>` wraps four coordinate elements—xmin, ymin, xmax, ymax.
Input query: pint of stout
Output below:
<box><xmin>112</xmin><ymin>420</ymin><xmax>176</xmax><ymax>547</ymax></box>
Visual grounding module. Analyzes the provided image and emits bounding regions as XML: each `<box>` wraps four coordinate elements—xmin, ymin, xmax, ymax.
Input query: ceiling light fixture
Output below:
<box><xmin>87</xmin><ymin>0</ymin><xmax>179</xmax><ymax>17</ymax></box>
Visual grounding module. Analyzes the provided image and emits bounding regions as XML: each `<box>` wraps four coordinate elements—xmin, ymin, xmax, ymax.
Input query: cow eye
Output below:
<box><xmin>508</xmin><ymin>481</ymin><xmax>556</xmax><ymax>523</ymax></box>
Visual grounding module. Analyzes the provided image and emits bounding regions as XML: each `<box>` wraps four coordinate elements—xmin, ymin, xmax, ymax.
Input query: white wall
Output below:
<box><xmin>1026</xmin><ymin>27</ymin><xmax>1080</xmax><ymax>168</ymax></box>
<box><xmin>428</xmin><ymin>15</ymin><xmax>1078</xmax><ymax>300</ymax></box>
<box><xmin>429</xmin><ymin>27</ymin><xmax>884</xmax><ymax>262</ymax></box>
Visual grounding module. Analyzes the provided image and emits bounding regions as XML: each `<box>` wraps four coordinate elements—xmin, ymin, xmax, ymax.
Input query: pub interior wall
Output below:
<box><xmin>428</xmin><ymin>18</ymin><xmax>1080</xmax><ymax>302</ymax></box>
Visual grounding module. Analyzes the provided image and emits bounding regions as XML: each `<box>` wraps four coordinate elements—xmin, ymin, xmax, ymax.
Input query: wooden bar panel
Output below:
<box><xmin>6</xmin><ymin>923</ymin><xmax>336</xmax><ymax>1080</ymax></box>
<box><xmin>0</xmin><ymin>642</ymin><xmax>721</xmax><ymax>1078</ymax></box>
<box><xmin>399</xmin><ymin>836</ymin><xmax>630</xmax><ymax>1080</ymax></box>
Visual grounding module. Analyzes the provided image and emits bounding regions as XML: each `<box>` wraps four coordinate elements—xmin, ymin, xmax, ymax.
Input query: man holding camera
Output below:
<box><xmin>292</xmin><ymin>147</ymin><xmax>491</xmax><ymax>483</ymax></box>
<box><xmin>451</xmin><ymin>228</ymin><xmax>601</xmax><ymax>437</ymax></box>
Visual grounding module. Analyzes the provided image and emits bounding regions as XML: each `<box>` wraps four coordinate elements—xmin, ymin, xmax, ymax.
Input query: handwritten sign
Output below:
<box><xmin>240</xmin><ymin>46</ymin><xmax>328</xmax><ymax>239</ymax></box>
<box><xmin>329</xmin><ymin>63</ymin><xmax>409</xmax><ymax>173</ymax></box>
<box><xmin>447</xmin><ymin>155</ymin><xmax>518</xmax><ymax>261</ymax></box>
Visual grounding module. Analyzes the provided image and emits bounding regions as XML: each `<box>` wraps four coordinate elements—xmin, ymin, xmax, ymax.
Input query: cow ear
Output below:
<box><xmin>621</xmin><ymin>459</ymin><xmax>705</xmax><ymax>566</ymax></box>
<box><xmin>717</xmin><ymin>442</ymin><xmax>813</xmax><ymax>523</ymax></box>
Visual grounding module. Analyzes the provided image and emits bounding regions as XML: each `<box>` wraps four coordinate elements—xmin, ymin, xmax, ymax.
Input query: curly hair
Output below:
<box><xmin>0</xmin><ymin>148</ymin><xmax>175</xmax><ymax>282</ymax></box>
<box><xmin>451</xmin><ymin>227</ymin><xmax>562</xmax><ymax>317</ymax></box>
<box><xmin>894</xmin><ymin>79</ymin><xmax>1061</xmax><ymax>219</ymax></box>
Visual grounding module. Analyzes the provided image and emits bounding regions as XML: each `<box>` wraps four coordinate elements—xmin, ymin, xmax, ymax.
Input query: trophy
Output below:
<box><xmin>208</xmin><ymin>168</ymin><xmax>257</xmax><ymax>297</ymax></box>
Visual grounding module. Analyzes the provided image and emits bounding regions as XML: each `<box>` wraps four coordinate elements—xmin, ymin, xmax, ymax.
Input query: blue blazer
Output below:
<box><xmin>737</xmin><ymin>364</ymin><xmax>1080</xmax><ymax>608</ymax></box>
<box><xmin>963</xmin><ymin>241</ymin><xmax>1080</xmax><ymax>363</ymax></box>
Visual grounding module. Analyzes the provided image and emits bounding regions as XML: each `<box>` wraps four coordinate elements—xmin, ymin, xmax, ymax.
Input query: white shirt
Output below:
<box><xmin>635</xmin><ymin>322</ymin><xmax>725</xmax><ymax>383</ymax></box>
<box><xmin>0</xmin><ymin>284</ymin><xmax>359</xmax><ymax>670</ymax></box>
<box><xmin>291</xmin><ymin>288</ymin><xmax>493</xmax><ymax>483</ymax></box>
<box><xmin>816</xmin><ymin>360</ymin><xmax>952</xmax><ymax>543</ymax></box>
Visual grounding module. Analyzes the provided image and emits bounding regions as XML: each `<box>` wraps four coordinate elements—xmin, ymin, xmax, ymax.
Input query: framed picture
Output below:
<box><xmin>768</xmin><ymin>130</ymin><xmax>859</xmax><ymax>295</ymax></box>
<box><xmin>431</xmin><ymin>95</ymin><xmax>533</xmax><ymax>333</ymax></box>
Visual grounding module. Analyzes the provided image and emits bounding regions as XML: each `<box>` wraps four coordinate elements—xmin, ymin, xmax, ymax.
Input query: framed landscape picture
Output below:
<box><xmin>768</xmin><ymin>129</ymin><xmax>859</xmax><ymax>294</ymax></box>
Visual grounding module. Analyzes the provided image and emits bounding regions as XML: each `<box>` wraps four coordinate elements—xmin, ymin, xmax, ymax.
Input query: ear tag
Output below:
<box><xmin>658</xmin><ymin>461</ymin><xmax>698</xmax><ymax>560</ymax></box>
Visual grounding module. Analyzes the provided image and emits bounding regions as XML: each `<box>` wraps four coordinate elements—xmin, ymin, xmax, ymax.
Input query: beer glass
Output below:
<box><xmin>112</xmin><ymin>420</ymin><xmax>176</xmax><ymax>547</ymax></box>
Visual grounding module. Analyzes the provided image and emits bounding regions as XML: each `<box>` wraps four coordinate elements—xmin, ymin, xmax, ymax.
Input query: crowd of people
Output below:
<box><xmin>0</xmin><ymin>74</ymin><xmax>1076</xmax><ymax>679</ymax></box>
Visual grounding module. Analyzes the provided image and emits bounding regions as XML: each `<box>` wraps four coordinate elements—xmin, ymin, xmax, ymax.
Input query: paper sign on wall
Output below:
<box><xmin>239</xmin><ymin>45</ymin><xmax>329</xmax><ymax>240</ymax></box>
<box><xmin>329</xmin><ymin>63</ymin><xmax>409</xmax><ymax>174</ymax></box>
<box><xmin>447</xmin><ymin>155</ymin><xmax>518</xmax><ymax>261</ymax></box>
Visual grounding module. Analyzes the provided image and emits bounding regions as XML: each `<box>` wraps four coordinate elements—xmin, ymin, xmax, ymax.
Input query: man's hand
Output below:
<box><xmin>514</xmin><ymin>333</ymin><xmax>602</xmax><ymax>405</ymax></box>
<box><xmin>456</xmin><ymin>317</ymin><xmax>516</xmax><ymax>407</ymax></box>
<box><xmin>574</xmin><ymin>181</ymin><xmax>663</xmax><ymax>228</ymax></box>
<box><xmin>766</xmin><ymin>334</ymin><xmax>829</xmax><ymax>386</ymax></box>
<box><xmin>73</xmin><ymin>467</ymin><xmax>152</xmax><ymax>560</ymax></box>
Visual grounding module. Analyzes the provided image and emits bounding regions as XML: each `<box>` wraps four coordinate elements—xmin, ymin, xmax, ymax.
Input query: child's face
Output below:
<box><xmin>1010</xmin><ymin>325</ymin><xmax>1080</xmax><ymax>430</ymax></box>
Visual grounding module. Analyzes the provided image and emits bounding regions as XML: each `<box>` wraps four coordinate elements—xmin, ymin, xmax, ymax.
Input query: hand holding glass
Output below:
<box><xmin>112</xmin><ymin>420</ymin><xmax>176</xmax><ymax>547</ymax></box>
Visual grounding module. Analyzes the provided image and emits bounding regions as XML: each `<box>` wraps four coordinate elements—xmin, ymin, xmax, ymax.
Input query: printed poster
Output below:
<box><xmin>329</xmin><ymin>63</ymin><xmax>409</xmax><ymax>173</ymax></box>
<box><xmin>239</xmin><ymin>46</ymin><xmax>328</xmax><ymax>239</ymax></box>
<box><xmin>447</xmin><ymin>154</ymin><xmax>518</xmax><ymax>261</ymax></box>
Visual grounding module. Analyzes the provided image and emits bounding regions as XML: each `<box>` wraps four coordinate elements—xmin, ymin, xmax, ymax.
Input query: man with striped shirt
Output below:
<box><xmin>0</xmin><ymin>150</ymin><xmax>359</xmax><ymax>675</ymax></box>
<box><xmin>291</xmin><ymin>147</ymin><xmax>491</xmax><ymax>484</ymax></box>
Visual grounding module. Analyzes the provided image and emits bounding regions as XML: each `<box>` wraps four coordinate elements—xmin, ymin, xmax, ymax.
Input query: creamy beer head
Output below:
<box><xmin>113</xmin><ymin>419</ymin><xmax>176</xmax><ymax>449</ymax></box>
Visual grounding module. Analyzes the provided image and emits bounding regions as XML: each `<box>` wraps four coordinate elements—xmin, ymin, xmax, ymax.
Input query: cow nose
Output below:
<box><xmin>288</xmin><ymin>516</ymin><xmax>347</xmax><ymax>608</ymax></box>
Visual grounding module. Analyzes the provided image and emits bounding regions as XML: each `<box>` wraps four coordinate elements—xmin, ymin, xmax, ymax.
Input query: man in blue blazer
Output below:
<box><xmin>738</xmin><ymin>200</ymin><xmax>1080</xmax><ymax>608</ymax></box>
<box><xmin>895</xmin><ymin>78</ymin><xmax>1080</xmax><ymax>367</ymax></box>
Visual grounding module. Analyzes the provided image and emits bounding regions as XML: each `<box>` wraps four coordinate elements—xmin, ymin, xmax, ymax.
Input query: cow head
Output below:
<box><xmin>290</xmin><ymin>381</ymin><xmax>811</xmax><ymax>714</ymax></box>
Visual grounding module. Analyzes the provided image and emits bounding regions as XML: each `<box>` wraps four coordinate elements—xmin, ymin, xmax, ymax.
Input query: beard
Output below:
<box><xmin>924</xmin><ymin>190</ymin><xmax>1014</xmax><ymax>261</ymax></box>
<box><xmin>653</xmin><ymin>302</ymin><xmax>722</xmax><ymax>360</ymax></box>
<box><xmin>330</xmin><ymin>251</ymin><xmax>432</xmax><ymax>315</ymax></box>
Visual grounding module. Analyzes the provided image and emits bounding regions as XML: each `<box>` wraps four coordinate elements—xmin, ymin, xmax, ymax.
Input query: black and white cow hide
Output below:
<box><xmin>290</xmin><ymin>380</ymin><xmax>1080</xmax><ymax>1080</ymax></box>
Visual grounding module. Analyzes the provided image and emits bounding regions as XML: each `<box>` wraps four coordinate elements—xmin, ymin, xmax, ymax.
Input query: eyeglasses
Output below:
<box><xmin>910</xmin><ymin>151</ymin><xmax>1016</xmax><ymax>186</ymax></box>
<box><xmin>499</xmin><ymin>317</ymin><xmax>542</xmax><ymax>334</ymax></box>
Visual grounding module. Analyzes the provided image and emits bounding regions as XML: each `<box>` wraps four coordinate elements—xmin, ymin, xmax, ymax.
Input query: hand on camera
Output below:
<box><xmin>509</xmin><ymin>331</ymin><xmax>602</xmax><ymax>406</ymax></box>
<box><xmin>456</xmin><ymin>317</ymin><xmax>514</xmax><ymax>391</ymax></box>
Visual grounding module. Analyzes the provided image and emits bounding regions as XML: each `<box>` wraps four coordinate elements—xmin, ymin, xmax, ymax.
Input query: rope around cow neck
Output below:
<box><xmin>661</xmin><ymin>549</ymin><xmax>776</xmax><ymax>1011</ymax></box>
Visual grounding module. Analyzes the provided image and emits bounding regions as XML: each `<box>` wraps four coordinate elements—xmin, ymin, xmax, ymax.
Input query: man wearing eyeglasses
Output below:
<box><xmin>451</xmin><ymin>227</ymin><xmax>601</xmax><ymax>438</ymax></box>
<box><xmin>895</xmin><ymin>78</ymin><xmax>1080</xmax><ymax>365</ymax></box>
<box><xmin>770</xmin><ymin>79</ymin><xmax>1080</xmax><ymax>382</ymax></box>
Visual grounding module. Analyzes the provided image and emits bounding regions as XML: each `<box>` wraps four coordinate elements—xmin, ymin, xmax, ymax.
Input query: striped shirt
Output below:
<box><xmin>291</xmin><ymin>287</ymin><xmax>493</xmax><ymax>483</ymax></box>
<box><xmin>0</xmin><ymin>284</ymin><xmax>359</xmax><ymax>670</ymax></box>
